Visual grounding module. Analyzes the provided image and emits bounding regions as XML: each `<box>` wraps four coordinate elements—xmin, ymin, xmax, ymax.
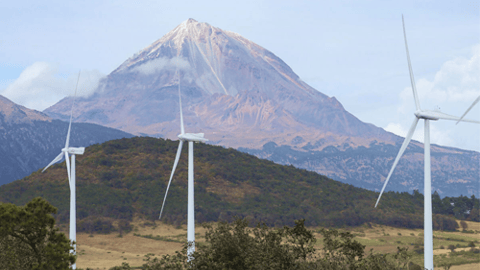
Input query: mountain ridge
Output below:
<box><xmin>0</xmin><ymin>95</ymin><xmax>134</xmax><ymax>185</ymax></box>
<box><xmin>0</xmin><ymin>136</ymin><xmax>468</xmax><ymax>230</ymax></box>
<box><xmin>44</xmin><ymin>19</ymin><xmax>479</xmax><ymax>197</ymax></box>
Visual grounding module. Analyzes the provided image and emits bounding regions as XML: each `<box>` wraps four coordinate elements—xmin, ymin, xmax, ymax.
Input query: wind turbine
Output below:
<box><xmin>159</xmin><ymin>72</ymin><xmax>208</xmax><ymax>260</ymax></box>
<box><xmin>42</xmin><ymin>72</ymin><xmax>85</xmax><ymax>270</ymax></box>
<box><xmin>375</xmin><ymin>17</ymin><xmax>480</xmax><ymax>270</ymax></box>
<box><xmin>456</xmin><ymin>96</ymin><xmax>480</xmax><ymax>124</ymax></box>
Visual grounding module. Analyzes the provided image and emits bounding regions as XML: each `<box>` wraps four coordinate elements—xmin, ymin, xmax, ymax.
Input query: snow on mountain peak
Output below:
<box><xmin>115</xmin><ymin>19</ymin><xmax>218</xmax><ymax>72</ymax></box>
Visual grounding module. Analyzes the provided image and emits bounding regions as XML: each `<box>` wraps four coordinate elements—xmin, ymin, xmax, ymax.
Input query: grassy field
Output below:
<box><xmin>73</xmin><ymin>219</ymin><xmax>479</xmax><ymax>270</ymax></box>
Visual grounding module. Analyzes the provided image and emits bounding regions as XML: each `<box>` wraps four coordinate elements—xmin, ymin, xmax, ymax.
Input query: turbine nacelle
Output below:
<box><xmin>178</xmin><ymin>133</ymin><xmax>209</xmax><ymax>143</ymax></box>
<box><xmin>414</xmin><ymin>110</ymin><xmax>480</xmax><ymax>124</ymax></box>
<box><xmin>62</xmin><ymin>147</ymin><xmax>86</xmax><ymax>155</ymax></box>
<box><xmin>414</xmin><ymin>111</ymin><xmax>439</xmax><ymax>121</ymax></box>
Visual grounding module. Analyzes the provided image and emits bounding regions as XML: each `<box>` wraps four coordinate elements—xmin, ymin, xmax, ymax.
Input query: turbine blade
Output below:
<box><xmin>65</xmin><ymin>152</ymin><xmax>72</xmax><ymax>189</ymax></box>
<box><xmin>179</xmin><ymin>80</ymin><xmax>185</xmax><ymax>134</ymax></box>
<box><xmin>436</xmin><ymin>112</ymin><xmax>480</xmax><ymax>124</ymax></box>
<box><xmin>65</xmin><ymin>71</ymin><xmax>81</xmax><ymax>148</ymax></box>
<box><xmin>159</xmin><ymin>140</ymin><xmax>184</xmax><ymax>219</ymax></box>
<box><xmin>42</xmin><ymin>152</ymin><xmax>64</xmax><ymax>172</ymax></box>
<box><xmin>457</xmin><ymin>96</ymin><xmax>480</xmax><ymax>124</ymax></box>
<box><xmin>402</xmin><ymin>15</ymin><xmax>421</xmax><ymax>111</ymax></box>
<box><xmin>375</xmin><ymin>117</ymin><xmax>419</xmax><ymax>207</ymax></box>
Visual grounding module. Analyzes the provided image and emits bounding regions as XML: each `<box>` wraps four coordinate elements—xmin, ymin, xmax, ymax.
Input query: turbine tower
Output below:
<box><xmin>159</xmin><ymin>72</ymin><xmax>208</xmax><ymax>260</ymax></box>
<box><xmin>42</xmin><ymin>72</ymin><xmax>85</xmax><ymax>270</ymax></box>
<box><xmin>375</xmin><ymin>17</ymin><xmax>480</xmax><ymax>270</ymax></box>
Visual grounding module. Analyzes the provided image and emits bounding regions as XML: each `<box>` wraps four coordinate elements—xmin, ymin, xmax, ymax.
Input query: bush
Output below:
<box><xmin>408</xmin><ymin>262</ymin><xmax>423</xmax><ymax>270</ymax></box>
<box><xmin>118</xmin><ymin>220</ymin><xmax>133</xmax><ymax>235</ymax></box>
<box><xmin>113</xmin><ymin>218</ymin><xmax>412</xmax><ymax>270</ymax></box>
<box><xmin>460</xmin><ymin>220</ymin><xmax>468</xmax><ymax>231</ymax></box>
<box><xmin>109</xmin><ymin>262</ymin><xmax>131</xmax><ymax>270</ymax></box>
<box><xmin>78</xmin><ymin>217</ymin><xmax>115</xmax><ymax>234</ymax></box>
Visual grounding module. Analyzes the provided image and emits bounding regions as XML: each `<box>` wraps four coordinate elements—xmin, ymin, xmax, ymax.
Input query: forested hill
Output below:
<box><xmin>0</xmin><ymin>137</ymin><xmax>475</xmax><ymax>230</ymax></box>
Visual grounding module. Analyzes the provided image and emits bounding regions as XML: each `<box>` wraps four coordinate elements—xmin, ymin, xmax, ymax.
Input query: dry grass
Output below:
<box><xmin>450</xmin><ymin>263</ymin><xmax>480</xmax><ymax>270</ymax></box>
<box><xmin>457</xmin><ymin>220</ymin><xmax>480</xmax><ymax>231</ymax></box>
<box><xmin>75</xmin><ymin>219</ymin><xmax>191</xmax><ymax>269</ymax></box>
<box><xmin>72</xmin><ymin>220</ymin><xmax>480</xmax><ymax>269</ymax></box>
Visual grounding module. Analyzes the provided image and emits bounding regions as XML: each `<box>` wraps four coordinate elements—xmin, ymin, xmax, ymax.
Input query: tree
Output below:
<box><xmin>191</xmin><ymin>218</ymin><xmax>317</xmax><ymax>270</ymax></box>
<box><xmin>0</xmin><ymin>197</ymin><xmax>75</xmax><ymax>270</ymax></box>
<box><xmin>460</xmin><ymin>220</ymin><xmax>468</xmax><ymax>231</ymax></box>
<box><xmin>127</xmin><ymin>218</ymin><xmax>411</xmax><ymax>270</ymax></box>
<box><xmin>467</xmin><ymin>208</ymin><xmax>479</xmax><ymax>222</ymax></box>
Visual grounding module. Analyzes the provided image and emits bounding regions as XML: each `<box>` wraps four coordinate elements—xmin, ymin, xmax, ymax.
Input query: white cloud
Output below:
<box><xmin>1</xmin><ymin>62</ymin><xmax>104</xmax><ymax>111</ymax></box>
<box><xmin>132</xmin><ymin>57</ymin><xmax>190</xmax><ymax>75</ymax></box>
<box><xmin>399</xmin><ymin>44</ymin><xmax>480</xmax><ymax>113</ymax></box>
<box><xmin>388</xmin><ymin>45</ymin><xmax>480</xmax><ymax>152</ymax></box>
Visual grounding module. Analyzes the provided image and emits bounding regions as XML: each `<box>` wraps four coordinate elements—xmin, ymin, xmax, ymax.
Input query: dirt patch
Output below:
<box><xmin>451</xmin><ymin>263</ymin><xmax>480</xmax><ymax>270</ymax></box>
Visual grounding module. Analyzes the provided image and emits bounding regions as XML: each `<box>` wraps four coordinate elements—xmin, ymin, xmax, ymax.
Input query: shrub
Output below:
<box><xmin>108</xmin><ymin>262</ymin><xmax>131</xmax><ymax>270</ymax></box>
<box><xmin>78</xmin><ymin>217</ymin><xmax>115</xmax><ymax>234</ymax></box>
<box><xmin>118</xmin><ymin>220</ymin><xmax>133</xmax><ymax>235</ymax></box>
<box><xmin>460</xmin><ymin>220</ymin><xmax>468</xmax><ymax>231</ymax></box>
<box><xmin>116</xmin><ymin>218</ymin><xmax>412</xmax><ymax>270</ymax></box>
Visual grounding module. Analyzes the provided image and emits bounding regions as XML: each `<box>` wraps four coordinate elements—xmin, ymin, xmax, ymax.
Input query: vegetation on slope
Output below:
<box><xmin>0</xmin><ymin>137</ymin><xmax>473</xmax><ymax>231</ymax></box>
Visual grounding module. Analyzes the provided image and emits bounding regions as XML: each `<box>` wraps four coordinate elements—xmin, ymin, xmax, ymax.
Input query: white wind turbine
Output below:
<box><xmin>375</xmin><ymin>17</ymin><xmax>480</xmax><ymax>270</ymax></box>
<box><xmin>456</xmin><ymin>96</ymin><xmax>480</xmax><ymax>124</ymax></box>
<box><xmin>159</xmin><ymin>73</ymin><xmax>208</xmax><ymax>260</ymax></box>
<box><xmin>42</xmin><ymin>72</ymin><xmax>85</xmax><ymax>270</ymax></box>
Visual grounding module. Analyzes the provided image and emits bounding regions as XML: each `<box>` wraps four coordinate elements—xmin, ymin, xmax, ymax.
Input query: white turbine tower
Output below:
<box><xmin>457</xmin><ymin>96</ymin><xmax>480</xmax><ymax>124</ymax></box>
<box><xmin>42</xmin><ymin>72</ymin><xmax>85</xmax><ymax>270</ymax></box>
<box><xmin>159</xmin><ymin>73</ymin><xmax>208</xmax><ymax>260</ymax></box>
<box><xmin>375</xmin><ymin>17</ymin><xmax>480</xmax><ymax>270</ymax></box>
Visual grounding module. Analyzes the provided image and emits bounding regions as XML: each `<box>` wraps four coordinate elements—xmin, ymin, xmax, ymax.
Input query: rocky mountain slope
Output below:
<box><xmin>0</xmin><ymin>95</ymin><xmax>133</xmax><ymax>185</ymax></box>
<box><xmin>44</xmin><ymin>19</ymin><xmax>479</xmax><ymax>197</ymax></box>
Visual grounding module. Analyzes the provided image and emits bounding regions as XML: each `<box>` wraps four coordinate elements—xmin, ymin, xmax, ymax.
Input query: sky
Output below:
<box><xmin>1</xmin><ymin>0</ymin><xmax>479</xmax><ymax>151</ymax></box>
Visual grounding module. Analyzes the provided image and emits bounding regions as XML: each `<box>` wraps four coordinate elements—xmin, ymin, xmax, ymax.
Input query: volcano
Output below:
<box><xmin>45</xmin><ymin>19</ymin><xmax>479</xmax><ymax>197</ymax></box>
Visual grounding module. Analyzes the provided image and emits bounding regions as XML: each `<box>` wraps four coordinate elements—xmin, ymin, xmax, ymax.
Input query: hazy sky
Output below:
<box><xmin>1</xmin><ymin>0</ymin><xmax>479</xmax><ymax>151</ymax></box>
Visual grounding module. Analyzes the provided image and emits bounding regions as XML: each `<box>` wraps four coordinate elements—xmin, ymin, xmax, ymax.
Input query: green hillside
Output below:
<box><xmin>0</xmin><ymin>137</ymin><xmax>460</xmax><ymax>230</ymax></box>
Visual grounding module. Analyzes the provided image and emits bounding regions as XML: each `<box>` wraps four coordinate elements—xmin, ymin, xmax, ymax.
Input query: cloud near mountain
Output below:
<box><xmin>1</xmin><ymin>62</ymin><xmax>104</xmax><ymax>111</ymax></box>
<box><xmin>131</xmin><ymin>57</ymin><xmax>191</xmax><ymax>75</ymax></box>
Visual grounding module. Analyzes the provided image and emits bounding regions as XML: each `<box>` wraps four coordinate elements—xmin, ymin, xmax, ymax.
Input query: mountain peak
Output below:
<box><xmin>114</xmin><ymin>19</ymin><xmax>217</xmax><ymax>72</ymax></box>
<box><xmin>185</xmin><ymin>18</ymin><xmax>198</xmax><ymax>24</ymax></box>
